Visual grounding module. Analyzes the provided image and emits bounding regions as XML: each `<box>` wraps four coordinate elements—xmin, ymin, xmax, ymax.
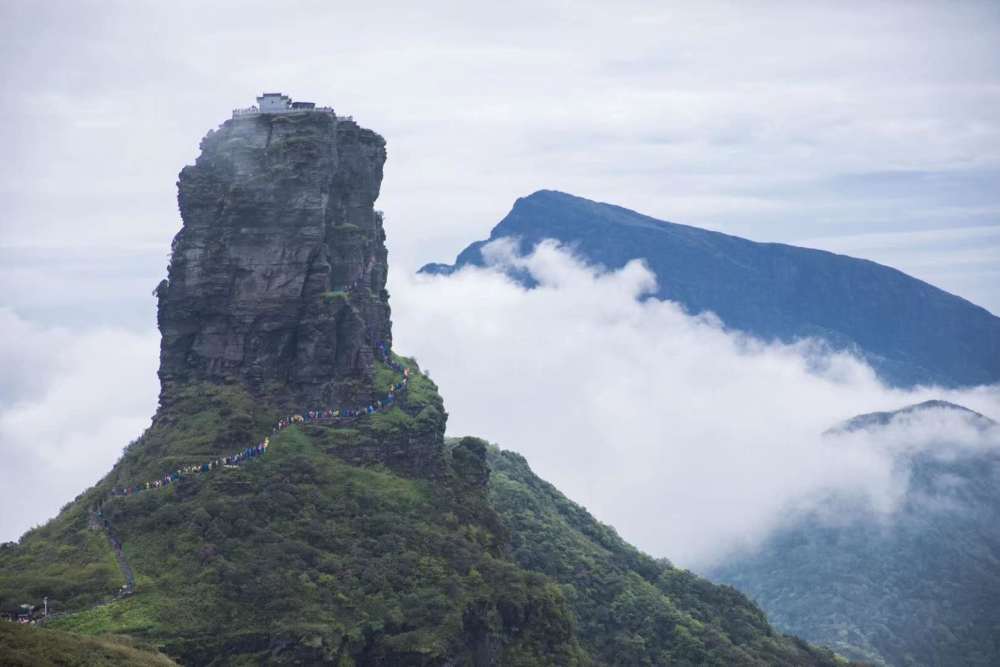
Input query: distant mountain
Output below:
<box><xmin>421</xmin><ymin>190</ymin><xmax>1000</xmax><ymax>388</ymax></box>
<box><xmin>828</xmin><ymin>399</ymin><xmax>993</xmax><ymax>434</ymax></box>
<box><xmin>709</xmin><ymin>401</ymin><xmax>1000</xmax><ymax>666</ymax></box>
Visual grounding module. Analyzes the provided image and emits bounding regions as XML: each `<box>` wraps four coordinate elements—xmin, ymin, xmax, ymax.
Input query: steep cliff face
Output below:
<box><xmin>157</xmin><ymin>111</ymin><xmax>391</xmax><ymax>408</ymax></box>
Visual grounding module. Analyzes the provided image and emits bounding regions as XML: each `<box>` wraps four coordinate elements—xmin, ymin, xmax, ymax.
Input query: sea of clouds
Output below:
<box><xmin>391</xmin><ymin>240</ymin><xmax>1000</xmax><ymax>568</ymax></box>
<box><xmin>2</xmin><ymin>240</ymin><xmax>998</xmax><ymax>571</ymax></box>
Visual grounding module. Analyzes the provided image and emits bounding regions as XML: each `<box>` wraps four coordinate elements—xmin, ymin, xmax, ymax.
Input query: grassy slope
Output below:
<box><xmin>0</xmin><ymin>501</ymin><xmax>122</xmax><ymax>614</ymax></box>
<box><xmin>1</xmin><ymin>362</ymin><xmax>586</xmax><ymax>665</ymax></box>
<box><xmin>49</xmin><ymin>429</ymin><xmax>581</xmax><ymax>664</ymax></box>
<box><xmin>2</xmin><ymin>357</ymin><xmax>856</xmax><ymax>665</ymax></box>
<box><xmin>0</xmin><ymin>622</ymin><xmax>176</xmax><ymax>666</ymax></box>
<box><xmin>486</xmin><ymin>447</ymin><xmax>854</xmax><ymax>667</ymax></box>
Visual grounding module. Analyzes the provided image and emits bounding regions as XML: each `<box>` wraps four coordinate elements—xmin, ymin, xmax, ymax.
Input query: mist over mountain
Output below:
<box><xmin>0</xmin><ymin>104</ymin><xmax>856</xmax><ymax>666</ymax></box>
<box><xmin>406</xmin><ymin>197</ymin><xmax>1000</xmax><ymax>665</ymax></box>
<box><xmin>710</xmin><ymin>401</ymin><xmax>1000</xmax><ymax>666</ymax></box>
<box><xmin>421</xmin><ymin>190</ymin><xmax>1000</xmax><ymax>388</ymax></box>
<box><xmin>829</xmin><ymin>399</ymin><xmax>993</xmax><ymax>433</ymax></box>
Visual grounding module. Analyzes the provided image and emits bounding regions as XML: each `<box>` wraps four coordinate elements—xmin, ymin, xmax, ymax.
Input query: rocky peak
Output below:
<box><xmin>156</xmin><ymin>108</ymin><xmax>391</xmax><ymax>408</ymax></box>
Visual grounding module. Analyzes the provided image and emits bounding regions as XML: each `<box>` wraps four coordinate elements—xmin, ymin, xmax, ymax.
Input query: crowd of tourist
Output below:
<box><xmin>109</xmin><ymin>342</ymin><xmax>409</xmax><ymax>498</ymax></box>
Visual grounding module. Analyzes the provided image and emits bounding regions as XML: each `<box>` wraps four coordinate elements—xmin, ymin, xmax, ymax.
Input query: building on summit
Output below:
<box><xmin>257</xmin><ymin>92</ymin><xmax>292</xmax><ymax>112</ymax></box>
<box><xmin>232</xmin><ymin>92</ymin><xmax>335</xmax><ymax>118</ymax></box>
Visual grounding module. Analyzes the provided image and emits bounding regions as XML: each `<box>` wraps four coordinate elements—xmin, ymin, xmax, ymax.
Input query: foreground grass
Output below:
<box><xmin>0</xmin><ymin>622</ymin><xmax>176</xmax><ymax>666</ymax></box>
<box><xmin>49</xmin><ymin>592</ymin><xmax>161</xmax><ymax>636</ymax></box>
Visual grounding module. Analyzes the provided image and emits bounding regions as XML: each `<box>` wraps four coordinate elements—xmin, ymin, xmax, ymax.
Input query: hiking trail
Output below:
<box><xmin>88</xmin><ymin>509</ymin><xmax>135</xmax><ymax>596</ymax></box>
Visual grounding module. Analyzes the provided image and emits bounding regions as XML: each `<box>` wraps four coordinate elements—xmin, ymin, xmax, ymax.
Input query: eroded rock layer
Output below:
<box><xmin>157</xmin><ymin>111</ymin><xmax>390</xmax><ymax>407</ymax></box>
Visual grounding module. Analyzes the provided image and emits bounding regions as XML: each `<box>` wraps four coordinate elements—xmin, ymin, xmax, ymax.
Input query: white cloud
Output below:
<box><xmin>0</xmin><ymin>309</ymin><xmax>159</xmax><ymax>542</ymax></box>
<box><xmin>391</xmin><ymin>241</ymin><xmax>1000</xmax><ymax>568</ymax></box>
<box><xmin>2</xmin><ymin>239</ymin><xmax>997</xmax><ymax>569</ymax></box>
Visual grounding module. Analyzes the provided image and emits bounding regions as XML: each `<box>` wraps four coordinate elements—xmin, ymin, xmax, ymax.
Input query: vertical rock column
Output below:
<box><xmin>156</xmin><ymin>111</ymin><xmax>391</xmax><ymax>408</ymax></box>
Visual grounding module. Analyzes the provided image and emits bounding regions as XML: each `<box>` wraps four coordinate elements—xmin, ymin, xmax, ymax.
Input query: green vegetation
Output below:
<box><xmin>50</xmin><ymin>593</ymin><xmax>162</xmax><ymax>637</ymax></box>
<box><xmin>392</xmin><ymin>354</ymin><xmax>440</xmax><ymax>408</ymax></box>
<box><xmin>373</xmin><ymin>356</ymin><xmax>404</xmax><ymax>396</ymax></box>
<box><xmin>0</xmin><ymin>502</ymin><xmax>121</xmax><ymax>613</ymax></box>
<box><xmin>1</xmin><ymin>371</ymin><xmax>586</xmax><ymax>664</ymax></box>
<box><xmin>320</xmin><ymin>290</ymin><xmax>348</xmax><ymax>304</ymax></box>
<box><xmin>485</xmin><ymin>446</ymin><xmax>852</xmax><ymax>666</ymax></box>
<box><xmin>710</xmin><ymin>449</ymin><xmax>1000</xmax><ymax>667</ymax></box>
<box><xmin>0</xmin><ymin>361</ymin><xmax>857</xmax><ymax>665</ymax></box>
<box><xmin>0</xmin><ymin>623</ymin><xmax>176</xmax><ymax>666</ymax></box>
<box><xmin>109</xmin><ymin>383</ymin><xmax>276</xmax><ymax>488</ymax></box>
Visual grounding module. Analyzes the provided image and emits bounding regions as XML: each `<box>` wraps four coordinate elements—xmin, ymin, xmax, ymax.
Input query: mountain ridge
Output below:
<box><xmin>422</xmin><ymin>189</ymin><xmax>1000</xmax><ymax>388</ymax></box>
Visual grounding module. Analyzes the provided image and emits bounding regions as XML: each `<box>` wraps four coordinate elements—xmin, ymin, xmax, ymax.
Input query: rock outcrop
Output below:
<box><xmin>157</xmin><ymin>110</ymin><xmax>390</xmax><ymax>408</ymax></box>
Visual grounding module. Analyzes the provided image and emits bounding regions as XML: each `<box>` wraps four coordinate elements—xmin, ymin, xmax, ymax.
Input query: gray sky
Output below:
<box><xmin>2</xmin><ymin>1</ymin><xmax>999</xmax><ymax>551</ymax></box>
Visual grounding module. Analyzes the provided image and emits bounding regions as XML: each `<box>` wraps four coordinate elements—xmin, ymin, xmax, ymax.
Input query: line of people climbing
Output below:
<box><xmin>109</xmin><ymin>342</ymin><xmax>410</xmax><ymax>498</ymax></box>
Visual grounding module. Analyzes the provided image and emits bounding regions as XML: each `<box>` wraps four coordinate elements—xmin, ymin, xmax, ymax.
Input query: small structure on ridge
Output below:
<box><xmin>233</xmin><ymin>92</ymin><xmax>336</xmax><ymax>118</ymax></box>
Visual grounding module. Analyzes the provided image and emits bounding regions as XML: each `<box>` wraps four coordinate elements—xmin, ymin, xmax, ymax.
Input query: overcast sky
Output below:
<box><xmin>2</xmin><ymin>1</ymin><xmax>999</xmax><ymax>554</ymax></box>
